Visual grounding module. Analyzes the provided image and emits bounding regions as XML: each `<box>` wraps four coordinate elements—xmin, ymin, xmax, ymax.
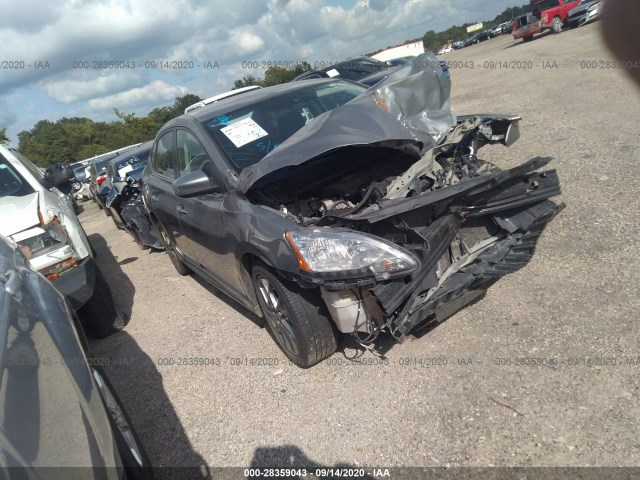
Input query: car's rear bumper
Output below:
<box><xmin>52</xmin><ymin>257</ymin><xmax>96</xmax><ymax>310</ymax></box>
<box><xmin>513</xmin><ymin>23</ymin><xmax>541</xmax><ymax>39</ymax></box>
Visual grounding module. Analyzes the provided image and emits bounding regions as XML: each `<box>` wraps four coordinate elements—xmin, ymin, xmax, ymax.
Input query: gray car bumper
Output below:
<box><xmin>52</xmin><ymin>257</ymin><xmax>96</xmax><ymax>310</ymax></box>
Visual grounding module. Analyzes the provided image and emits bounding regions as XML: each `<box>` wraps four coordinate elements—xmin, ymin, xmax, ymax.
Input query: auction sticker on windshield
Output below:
<box><xmin>220</xmin><ymin>117</ymin><xmax>268</xmax><ymax>147</ymax></box>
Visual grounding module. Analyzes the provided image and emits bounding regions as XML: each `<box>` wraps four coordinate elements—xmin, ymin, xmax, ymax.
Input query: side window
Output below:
<box><xmin>152</xmin><ymin>131</ymin><xmax>175</xmax><ymax>178</ymax></box>
<box><xmin>175</xmin><ymin>129</ymin><xmax>213</xmax><ymax>178</ymax></box>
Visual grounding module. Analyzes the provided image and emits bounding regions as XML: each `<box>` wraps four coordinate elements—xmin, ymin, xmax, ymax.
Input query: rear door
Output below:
<box><xmin>144</xmin><ymin>130</ymin><xmax>184</xmax><ymax>249</ymax></box>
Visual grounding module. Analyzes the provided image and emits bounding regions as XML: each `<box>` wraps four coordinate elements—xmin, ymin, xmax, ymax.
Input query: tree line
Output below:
<box><xmin>14</xmin><ymin>94</ymin><xmax>200</xmax><ymax>167</ymax></box>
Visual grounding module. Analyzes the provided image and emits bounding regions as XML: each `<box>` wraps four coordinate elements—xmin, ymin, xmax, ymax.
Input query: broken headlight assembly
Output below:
<box><xmin>285</xmin><ymin>228</ymin><xmax>419</xmax><ymax>281</ymax></box>
<box><xmin>11</xmin><ymin>214</ymin><xmax>78</xmax><ymax>280</ymax></box>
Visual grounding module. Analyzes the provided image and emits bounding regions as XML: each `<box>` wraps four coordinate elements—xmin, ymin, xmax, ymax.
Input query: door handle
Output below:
<box><xmin>177</xmin><ymin>205</ymin><xmax>189</xmax><ymax>215</ymax></box>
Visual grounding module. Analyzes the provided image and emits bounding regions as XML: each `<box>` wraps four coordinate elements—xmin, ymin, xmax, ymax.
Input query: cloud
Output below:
<box><xmin>230</xmin><ymin>30</ymin><xmax>266</xmax><ymax>54</ymax></box>
<box><xmin>41</xmin><ymin>71</ymin><xmax>148</xmax><ymax>103</ymax></box>
<box><xmin>0</xmin><ymin>0</ymin><xmax>521</xmax><ymax>138</ymax></box>
<box><xmin>87</xmin><ymin>80</ymin><xmax>189</xmax><ymax>112</ymax></box>
<box><xmin>0</xmin><ymin>100</ymin><xmax>17</xmax><ymax>130</ymax></box>
<box><xmin>0</xmin><ymin>0</ymin><xmax>61</xmax><ymax>33</ymax></box>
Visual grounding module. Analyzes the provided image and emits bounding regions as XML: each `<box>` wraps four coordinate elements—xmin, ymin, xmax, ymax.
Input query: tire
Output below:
<box><xmin>91</xmin><ymin>366</ymin><xmax>153</xmax><ymax>480</ymax></box>
<box><xmin>110</xmin><ymin>211</ymin><xmax>123</xmax><ymax>230</ymax></box>
<box><xmin>523</xmin><ymin>35</ymin><xmax>534</xmax><ymax>42</ymax></box>
<box><xmin>551</xmin><ymin>16</ymin><xmax>562</xmax><ymax>33</ymax></box>
<box><xmin>157</xmin><ymin>223</ymin><xmax>190</xmax><ymax>276</ymax></box>
<box><xmin>79</xmin><ymin>268</ymin><xmax>127</xmax><ymax>338</ymax></box>
<box><xmin>252</xmin><ymin>262</ymin><xmax>338</xmax><ymax>368</ymax></box>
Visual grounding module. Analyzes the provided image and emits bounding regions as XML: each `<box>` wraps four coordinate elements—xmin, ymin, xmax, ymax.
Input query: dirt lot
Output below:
<box><xmin>83</xmin><ymin>22</ymin><xmax>640</xmax><ymax>474</ymax></box>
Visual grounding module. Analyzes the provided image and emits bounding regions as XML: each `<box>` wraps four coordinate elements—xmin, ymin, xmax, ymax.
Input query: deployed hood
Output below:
<box><xmin>0</xmin><ymin>192</ymin><xmax>40</xmax><ymax>236</ymax></box>
<box><xmin>237</xmin><ymin>53</ymin><xmax>455</xmax><ymax>193</ymax></box>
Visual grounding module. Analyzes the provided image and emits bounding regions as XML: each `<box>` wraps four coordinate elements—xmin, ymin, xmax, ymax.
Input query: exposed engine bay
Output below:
<box><xmin>250</xmin><ymin>115</ymin><xmax>520</xmax><ymax>223</ymax></box>
<box><xmin>248</xmin><ymin>114</ymin><xmax>564</xmax><ymax>344</ymax></box>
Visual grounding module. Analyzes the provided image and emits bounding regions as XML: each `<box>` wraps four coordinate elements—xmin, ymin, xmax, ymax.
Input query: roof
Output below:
<box><xmin>184</xmin><ymin>86</ymin><xmax>263</xmax><ymax>113</ymax></box>
<box><xmin>185</xmin><ymin>78</ymin><xmax>348</xmax><ymax>122</ymax></box>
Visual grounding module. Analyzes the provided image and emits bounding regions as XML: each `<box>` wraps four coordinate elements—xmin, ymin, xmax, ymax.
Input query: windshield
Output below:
<box><xmin>0</xmin><ymin>154</ymin><xmax>35</xmax><ymax>198</ymax></box>
<box><xmin>327</xmin><ymin>58</ymin><xmax>389</xmax><ymax>80</ymax></box>
<box><xmin>204</xmin><ymin>81</ymin><xmax>367</xmax><ymax>170</ymax></box>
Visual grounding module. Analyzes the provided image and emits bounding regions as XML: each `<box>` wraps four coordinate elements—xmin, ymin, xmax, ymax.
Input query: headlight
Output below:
<box><xmin>587</xmin><ymin>3</ymin><xmax>598</xmax><ymax>11</ymax></box>
<box><xmin>285</xmin><ymin>229</ymin><xmax>419</xmax><ymax>281</ymax></box>
<box><xmin>12</xmin><ymin>217</ymin><xmax>78</xmax><ymax>279</ymax></box>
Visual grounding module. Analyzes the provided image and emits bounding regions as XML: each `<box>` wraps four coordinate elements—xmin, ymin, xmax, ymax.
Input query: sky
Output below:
<box><xmin>0</xmin><ymin>0</ymin><xmax>520</xmax><ymax>144</ymax></box>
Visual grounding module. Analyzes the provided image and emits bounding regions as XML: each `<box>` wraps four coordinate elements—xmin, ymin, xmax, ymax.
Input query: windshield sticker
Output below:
<box><xmin>220</xmin><ymin>117</ymin><xmax>268</xmax><ymax>147</ymax></box>
<box><xmin>326</xmin><ymin>68</ymin><xmax>340</xmax><ymax>78</ymax></box>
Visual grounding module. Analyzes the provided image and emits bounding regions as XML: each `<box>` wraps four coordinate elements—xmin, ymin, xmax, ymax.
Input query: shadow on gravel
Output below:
<box><xmin>190</xmin><ymin>274</ymin><xmax>265</xmax><ymax>329</ymax></box>
<box><xmin>88</xmin><ymin>233</ymin><xmax>135</xmax><ymax>321</ymax></box>
<box><xmin>89</xmin><ymin>331</ymin><xmax>210</xmax><ymax>480</ymax></box>
<box><xmin>504</xmin><ymin>30</ymin><xmax>553</xmax><ymax>48</ymax></box>
<box><xmin>249</xmin><ymin>446</ymin><xmax>374</xmax><ymax>479</ymax></box>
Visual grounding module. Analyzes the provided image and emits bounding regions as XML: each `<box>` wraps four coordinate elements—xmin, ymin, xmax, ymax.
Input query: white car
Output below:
<box><xmin>0</xmin><ymin>145</ymin><xmax>125</xmax><ymax>337</ymax></box>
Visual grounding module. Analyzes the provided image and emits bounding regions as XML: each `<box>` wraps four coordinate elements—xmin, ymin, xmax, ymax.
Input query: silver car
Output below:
<box><xmin>566</xmin><ymin>0</ymin><xmax>604</xmax><ymax>27</ymax></box>
<box><xmin>0</xmin><ymin>235</ymin><xmax>151</xmax><ymax>479</ymax></box>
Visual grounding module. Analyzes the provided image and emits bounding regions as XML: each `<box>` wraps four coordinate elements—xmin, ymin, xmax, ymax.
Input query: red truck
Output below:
<box><xmin>513</xmin><ymin>0</ymin><xmax>581</xmax><ymax>42</ymax></box>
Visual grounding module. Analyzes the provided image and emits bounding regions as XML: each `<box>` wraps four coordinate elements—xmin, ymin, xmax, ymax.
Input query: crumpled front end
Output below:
<box><xmin>245</xmin><ymin>56</ymin><xmax>564</xmax><ymax>344</ymax></box>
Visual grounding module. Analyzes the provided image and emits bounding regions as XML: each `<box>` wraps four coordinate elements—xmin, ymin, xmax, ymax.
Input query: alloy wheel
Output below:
<box><xmin>256</xmin><ymin>275</ymin><xmax>300</xmax><ymax>357</ymax></box>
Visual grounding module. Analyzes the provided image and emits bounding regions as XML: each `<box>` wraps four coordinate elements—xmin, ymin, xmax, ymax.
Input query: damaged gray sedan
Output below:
<box><xmin>143</xmin><ymin>54</ymin><xmax>564</xmax><ymax>368</ymax></box>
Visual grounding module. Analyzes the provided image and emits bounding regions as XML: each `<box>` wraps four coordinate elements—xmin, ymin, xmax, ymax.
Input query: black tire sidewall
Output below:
<box><xmin>251</xmin><ymin>264</ymin><xmax>338</xmax><ymax>368</ymax></box>
<box><xmin>156</xmin><ymin>223</ymin><xmax>190</xmax><ymax>276</ymax></box>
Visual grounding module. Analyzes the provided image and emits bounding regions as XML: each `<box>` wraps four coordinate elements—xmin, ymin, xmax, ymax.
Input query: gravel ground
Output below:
<box><xmin>83</xmin><ymin>22</ymin><xmax>640</xmax><ymax>474</ymax></box>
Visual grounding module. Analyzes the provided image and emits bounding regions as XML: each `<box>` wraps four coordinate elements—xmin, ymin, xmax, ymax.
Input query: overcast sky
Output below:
<box><xmin>0</xmin><ymin>0</ymin><xmax>519</xmax><ymax>143</ymax></box>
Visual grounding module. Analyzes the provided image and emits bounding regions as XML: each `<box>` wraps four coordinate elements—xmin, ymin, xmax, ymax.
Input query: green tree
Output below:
<box><xmin>16</xmin><ymin>93</ymin><xmax>202</xmax><ymax>166</ymax></box>
<box><xmin>232</xmin><ymin>62</ymin><xmax>312</xmax><ymax>89</ymax></box>
<box><xmin>233</xmin><ymin>75</ymin><xmax>261</xmax><ymax>89</ymax></box>
<box><xmin>0</xmin><ymin>128</ymin><xmax>8</xmax><ymax>144</ymax></box>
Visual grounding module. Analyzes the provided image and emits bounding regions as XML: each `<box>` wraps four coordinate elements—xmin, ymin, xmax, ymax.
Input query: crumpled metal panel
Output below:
<box><xmin>371</xmin><ymin>52</ymin><xmax>456</xmax><ymax>148</ymax></box>
<box><xmin>237</xmin><ymin>52</ymin><xmax>455</xmax><ymax>193</ymax></box>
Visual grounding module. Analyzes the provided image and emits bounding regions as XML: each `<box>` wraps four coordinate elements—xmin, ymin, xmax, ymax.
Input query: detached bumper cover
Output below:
<box><xmin>52</xmin><ymin>257</ymin><xmax>96</xmax><ymax>310</ymax></box>
<box><xmin>364</xmin><ymin>157</ymin><xmax>564</xmax><ymax>341</ymax></box>
<box><xmin>387</xmin><ymin>200</ymin><xmax>564</xmax><ymax>340</ymax></box>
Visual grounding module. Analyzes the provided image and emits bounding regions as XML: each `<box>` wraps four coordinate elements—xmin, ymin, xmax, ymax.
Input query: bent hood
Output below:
<box><xmin>0</xmin><ymin>192</ymin><xmax>40</xmax><ymax>236</ymax></box>
<box><xmin>237</xmin><ymin>53</ymin><xmax>456</xmax><ymax>193</ymax></box>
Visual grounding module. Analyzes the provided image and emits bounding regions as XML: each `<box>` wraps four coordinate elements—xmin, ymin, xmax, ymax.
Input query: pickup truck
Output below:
<box><xmin>513</xmin><ymin>0</ymin><xmax>581</xmax><ymax>42</ymax></box>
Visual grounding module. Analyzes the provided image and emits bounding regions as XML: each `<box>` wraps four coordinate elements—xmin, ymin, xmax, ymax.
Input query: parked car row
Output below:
<box><xmin>513</xmin><ymin>0</ymin><xmax>605</xmax><ymax>42</ymax></box>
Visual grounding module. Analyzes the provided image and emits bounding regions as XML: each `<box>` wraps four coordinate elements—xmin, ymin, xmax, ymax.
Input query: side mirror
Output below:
<box><xmin>172</xmin><ymin>170</ymin><xmax>222</xmax><ymax>197</ymax></box>
<box><xmin>42</xmin><ymin>164</ymin><xmax>74</xmax><ymax>189</ymax></box>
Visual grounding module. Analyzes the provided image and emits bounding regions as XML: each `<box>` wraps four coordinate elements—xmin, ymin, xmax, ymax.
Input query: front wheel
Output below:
<box><xmin>252</xmin><ymin>263</ymin><xmax>338</xmax><ymax>368</ymax></box>
<box><xmin>551</xmin><ymin>16</ymin><xmax>562</xmax><ymax>33</ymax></box>
<box><xmin>157</xmin><ymin>223</ymin><xmax>190</xmax><ymax>276</ymax></box>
